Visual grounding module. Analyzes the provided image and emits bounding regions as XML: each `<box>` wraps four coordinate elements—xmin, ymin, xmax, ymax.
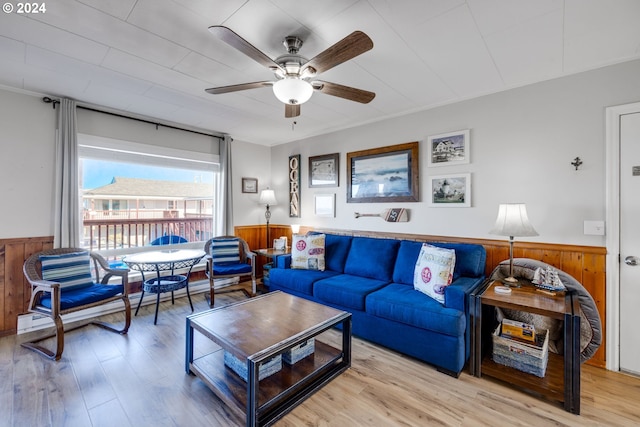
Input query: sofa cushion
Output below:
<box><xmin>344</xmin><ymin>237</ymin><xmax>400</xmax><ymax>281</ymax></box>
<box><xmin>324</xmin><ymin>234</ymin><xmax>353</xmax><ymax>272</ymax></box>
<box><xmin>392</xmin><ymin>240</ymin><xmax>423</xmax><ymax>285</ymax></box>
<box><xmin>393</xmin><ymin>240</ymin><xmax>486</xmax><ymax>283</ymax></box>
<box><xmin>430</xmin><ymin>242</ymin><xmax>486</xmax><ymax>279</ymax></box>
<box><xmin>314</xmin><ymin>274</ymin><xmax>389</xmax><ymax>310</ymax></box>
<box><xmin>269</xmin><ymin>268</ymin><xmax>339</xmax><ymax>295</ymax></box>
<box><xmin>365</xmin><ymin>284</ymin><xmax>465</xmax><ymax>337</ymax></box>
<box><xmin>291</xmin><ymin>234</ymin><xmax>326</xmax><ymax>270</ymax></box>
<box><xmin>40</xmin><ymin>251</ymin><xmax>94</xmax><ymax>291</ymax></box>
<box><xmin>413</xmin><ymin>244</ymin><xmax>456</xmax><ymax>304</ymax></box>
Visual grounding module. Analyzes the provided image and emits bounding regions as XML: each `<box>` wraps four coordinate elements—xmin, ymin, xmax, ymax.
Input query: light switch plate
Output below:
<box><xmin>584</xmin><ymin>220</ymin><xmax>605</xmax><ymax>236</ymax></box>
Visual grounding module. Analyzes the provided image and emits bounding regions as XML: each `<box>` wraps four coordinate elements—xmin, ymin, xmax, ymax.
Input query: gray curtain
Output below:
<box><xmin>53</xmin><ymin>98</ymin><xmax>81</xmax><ymax>248</ymax></box>
<box><xmin>218</xmin><ymin>134</ymin><xmax>234</xmax><ymax>235</ymax></box>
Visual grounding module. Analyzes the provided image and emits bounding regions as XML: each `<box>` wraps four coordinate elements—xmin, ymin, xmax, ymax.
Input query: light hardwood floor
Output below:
<box><xmin>2</xmin><ymin>287</ymin><xmax>639</xmax><ymax>427</ymax></box>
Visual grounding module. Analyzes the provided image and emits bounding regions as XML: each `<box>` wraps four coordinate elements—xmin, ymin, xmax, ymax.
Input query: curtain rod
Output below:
<box><xmin>42</xmin><ymin>96</ymin><xmax>224</xmax><ymax>140</ymax></box>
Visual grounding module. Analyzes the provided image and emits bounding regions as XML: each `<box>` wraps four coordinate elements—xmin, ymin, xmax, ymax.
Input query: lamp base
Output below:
<box><xmin>502</xmin><ymin>276</ymin><xmax>521</xmax><ymax>287</ymax></box>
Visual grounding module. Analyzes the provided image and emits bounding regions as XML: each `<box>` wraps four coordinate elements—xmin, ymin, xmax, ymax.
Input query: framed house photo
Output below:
<box><xmin>347</xmin><ymin>141</ymin><xmax>419</xmax><ymax>203</ymax></box>
<box><xmin>309</xmin><ymin>153</ymin><xmax>339</xmax><ymax>188</ymax></box>
<box><xmin>427</xmin><ymin>129</ymin><xmax>470</xmax><ymax>167</ymax></box>
<box><xmin>429</xmin><ymin>173</ymin><xmax>471</xmax><ymax>207</ymax></box>
<box><xmin>241</xmin><ymin>177</ymin><xmax>258</xmax><ymax>193</ymax></box>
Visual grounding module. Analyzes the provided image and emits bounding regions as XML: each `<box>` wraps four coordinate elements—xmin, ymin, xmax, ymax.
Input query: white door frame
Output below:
<box><xmin>605</xmin><ymin>101</ymin><xmax>640</xmax><ymax>371</ymax></box>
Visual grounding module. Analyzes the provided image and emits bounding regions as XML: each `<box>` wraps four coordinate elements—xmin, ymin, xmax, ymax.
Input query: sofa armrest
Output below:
<box><xmin>275</xmin><ymin>254</ymin><xmax>292</xmax><ymax>269</ymax></box>
<box><xmin>444</xmin><ymin>276</ymin><xmax>485</xmax><ymax>312</ymax></box>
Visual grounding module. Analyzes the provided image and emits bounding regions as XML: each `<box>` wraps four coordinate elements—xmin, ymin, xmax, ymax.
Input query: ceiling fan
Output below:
<box><xmin>205</xmin><ymin>26</ymin><xmax>376</xmax><ymax>118</ymax></box>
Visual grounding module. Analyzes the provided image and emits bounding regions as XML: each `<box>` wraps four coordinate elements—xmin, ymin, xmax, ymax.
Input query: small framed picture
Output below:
<box><xmin>427</xmin><ymin>129</ymin><xmax>470</xmax><ymax>167</ymax></box>
<box><xmin>429</xmin><ymin>173</ymin><xmax>471</xmax><ymax>207</ymax></box>
<box><xmin>314</xmin><ymin>193</ymin><xmax>335</xmax><ymax>217</ymax></box>
<box><xmin>309</xmin><ymin>153</ymin><xmax>339</xmax><ymax>187</ymax></box>
<box><xmin>241</xmin><ymin>177</ymin><xmax>258</xmax><ymax>193</ymax></box>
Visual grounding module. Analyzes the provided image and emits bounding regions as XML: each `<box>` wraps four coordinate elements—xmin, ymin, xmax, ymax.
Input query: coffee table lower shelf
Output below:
<box><xmin>189</xmin><ymin>341</ymin><xmax>346</xmax><ymax>425</ymax></box>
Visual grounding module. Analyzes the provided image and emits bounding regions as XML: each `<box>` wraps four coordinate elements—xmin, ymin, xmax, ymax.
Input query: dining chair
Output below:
<box><xmin>204</xmin><ymin>236</ymin><xmax>256</xmax><ymax>307</ymax></box>
<box><xmin>22</xmin><ymin>248</ymin><xmax>131</xmax><ymax>360</ymax></box>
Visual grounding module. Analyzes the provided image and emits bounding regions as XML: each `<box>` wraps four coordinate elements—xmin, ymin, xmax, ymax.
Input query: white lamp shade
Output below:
<box><xmin>259</xmin><ymin>189</ymin><xmax>277</xmax><ymax>206</ymax></box>
<box><xmin>489</xmin><ymin>203</ymin><xmax>538</xmax><ymax>237</ymax></box>
<box><xmin>291</xmin><ymin>224</ymin><xmax>300</xmax><ymax>234</ymax></box>
<box><xmin>273</xmin><ymin>78</ymin><xmax>313</xmax><ymax>105</ymax></box>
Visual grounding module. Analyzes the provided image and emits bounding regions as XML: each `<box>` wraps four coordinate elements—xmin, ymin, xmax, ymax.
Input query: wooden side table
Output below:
<box><xmin>470</xmin><ymin>280</ymin><xmax>581</xmax><ymax>414</ymax></box>
<box><xmin>254</xmin><ymin>247</ymin><xmax>290</xmax><ymax>288</ymax></box>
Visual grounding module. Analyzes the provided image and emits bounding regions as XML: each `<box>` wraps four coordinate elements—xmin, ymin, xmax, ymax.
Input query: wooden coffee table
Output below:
<box><xmin>185</xmin><ymin>291</ymin><xmax>352</xmax><ymax>426</ymax></box>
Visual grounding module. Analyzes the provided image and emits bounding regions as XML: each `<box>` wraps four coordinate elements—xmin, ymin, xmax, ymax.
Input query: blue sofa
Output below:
<box><xmin>269</xmin><ymin>233</ymin><xmax>487</xmax><ymax>376</ymax></box>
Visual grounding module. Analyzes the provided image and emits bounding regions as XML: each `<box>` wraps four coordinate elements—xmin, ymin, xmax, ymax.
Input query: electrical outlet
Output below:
<box><xmin>584</xmin><ymin>220</ymin><xmax>605</xmax><ymax>236</ymax></box>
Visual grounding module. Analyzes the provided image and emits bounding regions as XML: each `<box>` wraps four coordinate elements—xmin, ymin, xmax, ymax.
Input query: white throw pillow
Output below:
<box><xmin>413</xmin><ymin>244</ymin><xmax>456</xmax><ymax>303</ymax></box>
<box><xmin>291</xmin><ymin>234</ymin><xmax>326</xmax><ymax>271</ymax></box>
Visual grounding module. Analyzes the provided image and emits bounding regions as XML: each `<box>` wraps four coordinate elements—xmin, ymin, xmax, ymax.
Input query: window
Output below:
<box><xmin>79</xmin><ymin>134</ymin><xmax>220</xmax><ymax>251</ymax></box>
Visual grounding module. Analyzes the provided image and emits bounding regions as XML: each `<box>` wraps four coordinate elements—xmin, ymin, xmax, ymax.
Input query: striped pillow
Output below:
<box><xmin>40</xmin><ymin>251</ymin><xmax>94</xmax><ymax>291</ymax></box>
<box><xmin>210</xmin><ymin>238</ymin><xmax>241</xmax><ymax>265</ymax></box>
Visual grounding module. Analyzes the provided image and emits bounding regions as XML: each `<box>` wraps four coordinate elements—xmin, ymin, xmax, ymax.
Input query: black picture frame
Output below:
<box><xmin>347</xmin><ymin>141</ymin><xmax>419</xmax><ymax>203</ymax></box>
<box><xmin>241</xmin><ymin>177</ymin><xmax>258</xmax><ymax>193</ymax></box>
<box><xmin>309</xmin><ymin>153</ymin><xmax>339</xmax><ymax>188</ymax></box>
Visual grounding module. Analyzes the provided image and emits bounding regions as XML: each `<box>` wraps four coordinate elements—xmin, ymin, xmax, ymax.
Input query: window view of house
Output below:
<box><xmin>80</xmin><ymin>158</ymin><xmax>215</xmax><ymax>251</ymax></box>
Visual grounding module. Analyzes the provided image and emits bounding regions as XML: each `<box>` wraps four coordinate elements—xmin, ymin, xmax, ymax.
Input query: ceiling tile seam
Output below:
<box><xmin>219</xmin><ymin>0</ymin><xmax>251</xmax><ymax>26</ymax></box>
<box><xmin>468</xmin><ymin>2</ymin><xmax>565</xmax><ymax>39</ymax></box>
<box><xmin>49</xmin><ymin>3</ymin><xmax>191</xmax><ymax>69</ymax></box>
<box><xmin>22</xmin><ymin>14</ymin><xmax>111</xmax><ymax>65</ymax></box>
<box><xmin>465</xmin><ymin>2</ymin><xmax>505</xmax><ymax>87</ymax></box>
<box><xmin>364</xmin><ymin>0</ymin><xmax>458</xmax><ymax>98</ymax></box>
<box><xmin>74</xmin><ymin>0</ymin><xmax>135</xmax><ymax>21</ymax></box>
<box><xmin>124</xmin><ymin>0</ymin><xmax>139</xmax><ymax>21</ymax></box>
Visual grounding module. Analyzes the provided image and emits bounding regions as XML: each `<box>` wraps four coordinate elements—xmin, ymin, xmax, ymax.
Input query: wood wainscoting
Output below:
<box><xmin>0</xmin><ymin>229</ymin><xmax>607</xmax><ymax>368</ymax></box>
<box><xmin>0</xmin><ymin>236</ymin><xmax>54</xmax><ymax>336</ymax></box>
<box><xmin>235</xmin><ymin>225</ymin><xmax>607</xmax><ymax>368</ymax></box>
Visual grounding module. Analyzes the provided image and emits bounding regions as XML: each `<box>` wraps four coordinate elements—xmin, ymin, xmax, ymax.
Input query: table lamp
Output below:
<box><xmin>489</xmin><ymin>203</ymin><xmax>538</xmax><ymax>286</ymax></box>
<box><xmin>259</xmin><ymin>188</ymin><xmax>277</xmax><ymax>246</ymax></box>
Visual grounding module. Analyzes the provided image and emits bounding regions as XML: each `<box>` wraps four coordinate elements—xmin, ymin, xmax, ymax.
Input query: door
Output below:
<box><xmin>620</xmin><ymin>110</ymin><xmax>640</xmax><ymax>375</ymax></box>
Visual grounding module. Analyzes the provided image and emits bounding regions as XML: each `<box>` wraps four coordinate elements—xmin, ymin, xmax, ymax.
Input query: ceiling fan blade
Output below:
<box><xmin>313</xmin><ymin>81</ymin><xmax>375</xmax><ymax>104</ymax></box>
<box><xmin>208</xmin><ymin>26</ymin><xmax>284</xmax><ymax>73</ymax></box>
<box><xmin>205</xmin><ymin>81</ymin><xmax>273</xmax><ymax>94</ymax></box>
<box><xmin>304</xmin><ymin>31</ymin><xmax>373</xmax><ymax>75</ymax></box>
<box><xmin>285</xmin><ymin>104</ymin><xmax>300</xmax><ymax>118</ymax></box>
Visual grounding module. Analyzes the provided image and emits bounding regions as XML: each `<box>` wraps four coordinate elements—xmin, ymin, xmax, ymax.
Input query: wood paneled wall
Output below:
<box><xmin>0</xmin><ymin>236</ymin><xmax>54</xmax><ymax>336</ymax></box>
<box><xmin>236</xmin><ymin>225</ymin><xmax>607</xmax><ymax>368</ymax></box>
<box><xmin>0</xmin><ymin>230</ymin><xmax>607</xmax><ymax>368</ymax></box>
<box><xmin>235</xmin><ymin>224</ymin><xmax>294</xmax><ymax>277</ymax></box>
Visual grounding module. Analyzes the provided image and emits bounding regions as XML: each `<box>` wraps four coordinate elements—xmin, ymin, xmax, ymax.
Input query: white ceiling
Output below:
<box><xmin>1</xmin><ymin>0</ymin><xmax>640</xmax><ymax>146</ymax></box>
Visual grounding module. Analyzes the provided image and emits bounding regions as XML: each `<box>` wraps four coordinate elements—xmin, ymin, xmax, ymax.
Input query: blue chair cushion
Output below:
<box><xmin>344</xmin><ymin>237</ymin><xmax>400</xmax><ymax>281</ymax></box>
<box><xmin>365</xmin><ymin>284</ymin><xmax>464</xmax><ymax>337</ymax></box>
<box><xmin>313</xmin><ymin>274</ymin><xmax>389</xmax><ymax>310</ymax></box>
<box><xmin>269</xmin><ymin>268</ymin><xmax>340</xmax><ymax>295</ymax></box>
<box><xmin>211</xmin><ymin>262</ymin><xmax>251</xmax><ymax>275</ymax></box>
<box><xmin>40</xmin><ymin>251</ymin><xmax>94</xmax><ymax>291</ymax></box>
<box><xmin>40</xmin><ymin>283</ymin><xmax>124</xmax><ymax>310</ymax></box>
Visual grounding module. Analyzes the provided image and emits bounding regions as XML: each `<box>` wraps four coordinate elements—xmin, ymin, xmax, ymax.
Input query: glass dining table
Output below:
<box><xmin>123</xmin><ymin>249</ymin><xmax>206</xmax><ymax>325</ymax></box>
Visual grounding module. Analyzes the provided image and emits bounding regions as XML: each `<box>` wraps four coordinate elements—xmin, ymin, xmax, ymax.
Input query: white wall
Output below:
<box><xmin>0</xmin><ymin>89</ymin><xmax>56</xmax><ymax>238</ymax></box>
<box><xmin>230</xmin><ymin>139</ymin><xmax>273</xmax><ymax>228</ymax></box>
<box><xmin>269</xmin><ymin>59</ymin><xmax>640</xmax><ymax>246</ymax></box>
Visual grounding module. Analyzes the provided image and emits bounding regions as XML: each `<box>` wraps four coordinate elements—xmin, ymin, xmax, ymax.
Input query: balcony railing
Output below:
<box><xmin>83</xmin><ymin>216</ymin><xmax>213</xmax><ymax>251</ymax></box>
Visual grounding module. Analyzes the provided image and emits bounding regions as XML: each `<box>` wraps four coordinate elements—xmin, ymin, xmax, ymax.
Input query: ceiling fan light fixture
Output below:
<box><xmin>273</xmin><ymin>78</ymin><xmax>313</xmax><ymax>105</ymax></box>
